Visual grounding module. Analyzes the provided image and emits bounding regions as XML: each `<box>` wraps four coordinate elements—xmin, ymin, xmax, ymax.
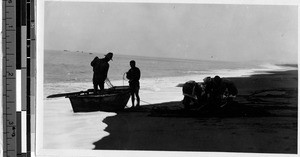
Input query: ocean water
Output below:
<box><xmin>43</xmin><ymin>50</ymin><xmax>297</xmax><ymax>149</ymax></box>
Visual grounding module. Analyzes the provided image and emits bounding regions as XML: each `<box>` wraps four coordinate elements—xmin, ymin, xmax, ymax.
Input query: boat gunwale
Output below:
<box><xmin>66</xmin><ymin>86</ymin><xmax>131</xmax><ymax>98</ymax></box>
<box><xmin>67</xmin><ymin>91</ymin><xmax>130</xmax><ymax>98</ymax></box>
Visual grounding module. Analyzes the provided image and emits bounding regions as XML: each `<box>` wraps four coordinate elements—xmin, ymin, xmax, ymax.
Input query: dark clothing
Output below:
<box><xmin>182</xmin><ymin>81</ymin><xmax>202</xmax><ymax>99</ymax></box>
<box><xmin>203</xmin><ymin>81</ymin><xmax>213</xmax><ymax>96</ymax></box>
<box><xmin>126</xmin><ymin>67</ymin><xmax>141</xmax><ymax>88</ymax></box>
<box><xmin>91</xmin><ymin>57</ymin><xmax>109</xmax><ymax>91</ymax></box>
<box><xmin>222</xmin><ymin>79</ymin><xmax>238</xmax><ymax>96</ymax></box>
<box><xmin>181</xmin><ymin>76</ymin><xmax>238</xmax><ymax>109</ymax></box>
<box><xmin>126</xmin><ymin>66</ymin><xmax>141</xmax><ymax>107</ymax></box>
<box><xmin>206</xmin><ymin>78</ymin><xmax>238</xmax><ymax>106</ymax></box>
<box><xmin>182</xmin><ymin>81</ymin><xmax>204</xmax><ymax>109</ymax></box>
<box><xmin>204</xmin><ymin>78</ymin><xmax>238</xmax><ymax>98</ymax></box>
<box><xmin>211</xmin><ymin>81</ymin><xmax>227</xmax><ymax>99</ymax></box>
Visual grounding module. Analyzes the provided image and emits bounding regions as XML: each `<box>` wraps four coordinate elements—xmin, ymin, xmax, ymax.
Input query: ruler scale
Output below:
<box><xmin>3</xmin><ymin>0</ymin><xmax>17</xmax><ymax>156</ymax></box>
<box><xmin>26</xmin><ymin>0</ymin><xmax>32</xmax><ymax>156</ymax></box>
<box><xmin>3</xmin><ymin>0</ymin><xmax>35</xmax><ymax>156</ymax></box>
<box><xmin>27</xmin><ymin>0</ymin><xmax>35</xmax><ymax>156</ymax></box>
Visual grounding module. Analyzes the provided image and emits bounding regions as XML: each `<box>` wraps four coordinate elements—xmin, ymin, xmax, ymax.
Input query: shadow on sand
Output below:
<box><xmin>93</xmin><ymin>94</ymin><xmax>296</xmax><ymax>153</ymax></box>
<box><xmin>93</xmin><ymin>70</ymin><xmax>298</xmax><ymax>153</ymax></box>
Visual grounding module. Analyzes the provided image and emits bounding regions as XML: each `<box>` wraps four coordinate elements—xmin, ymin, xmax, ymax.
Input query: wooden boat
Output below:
<box><xmin>47</xmin><ymin>86</ymin><xmax>131</xmax><ymax>112</ymax></box>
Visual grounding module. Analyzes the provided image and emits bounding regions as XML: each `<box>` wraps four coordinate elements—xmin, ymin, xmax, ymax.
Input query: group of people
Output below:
<box><xmin>182</xmin><ymin>75</ymin><xmax>238</xmax><ymax>109</ymax></box>
<box><xmin>91</xmin><ymin>52</ymin><xmax>238</xmax><ymax>110</ymax></box>
<box><xmin>91</xmin><ymin>52</ymin><xmax>141</xmax><ymax>108</ymax></box>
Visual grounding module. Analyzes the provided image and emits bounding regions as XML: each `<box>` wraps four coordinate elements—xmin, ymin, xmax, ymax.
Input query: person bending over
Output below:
<box><xmin>90</xmin><ymin>52</ymin><xmax>113</xmax><ymax>94</ymax></box>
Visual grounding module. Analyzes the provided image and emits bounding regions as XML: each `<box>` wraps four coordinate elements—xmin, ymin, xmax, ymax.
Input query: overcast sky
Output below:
<box><xmin>44</xmin><ymin>2</ymin><xmax>298</xmax><ymax>63</ymax></box>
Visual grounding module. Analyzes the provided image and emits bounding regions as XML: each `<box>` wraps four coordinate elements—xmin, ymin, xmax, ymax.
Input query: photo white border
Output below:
<box><xmin>36</xmin><ymin>0</ymin><xmax>45</xmax><ymax>154</ymax></box>
<box><xmin>36</xmin><ymin>0</ymin><xmax>300</xmax><ymax>156</ymax></box>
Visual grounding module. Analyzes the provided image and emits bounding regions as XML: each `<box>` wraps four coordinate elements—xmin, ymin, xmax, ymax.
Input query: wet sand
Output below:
<box><xmin>93</xmin><ymin>70</ymin><xmax>298</xmax><ymax>154</ymax></box>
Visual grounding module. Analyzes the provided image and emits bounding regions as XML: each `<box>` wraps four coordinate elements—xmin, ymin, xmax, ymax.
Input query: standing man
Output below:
<box><xmin>126</xmin><ymin>60</ymin><xmax>141</xmax><ymax>108</ymax></box>
<box><xmin>91</xmin><ymin>52</ymin><xmax>113</xmax><ymax>94</ymax></box>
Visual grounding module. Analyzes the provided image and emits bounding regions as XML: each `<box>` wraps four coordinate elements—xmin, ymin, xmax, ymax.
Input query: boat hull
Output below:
<box><xmin>67</xmin><ymin>86</ymin><xmax>131</xmax><ymax>112</ymax></box>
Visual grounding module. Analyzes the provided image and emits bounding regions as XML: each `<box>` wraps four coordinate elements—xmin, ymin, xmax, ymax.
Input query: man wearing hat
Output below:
<box><xmin>91</xmin><ymin>52</ymin><xmax>113</xmax><ymax>94</ymax></box>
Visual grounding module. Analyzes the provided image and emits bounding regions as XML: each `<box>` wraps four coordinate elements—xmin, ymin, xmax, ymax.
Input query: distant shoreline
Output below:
<box><xmin>278</xmin><ymin>64</ymin><xmax>298</xmax><ymax>68</ymax></box>
<box><xmin>45</xmin><ymin>49</ymin><xmax>298</xmax><ymax>66</ymax></box>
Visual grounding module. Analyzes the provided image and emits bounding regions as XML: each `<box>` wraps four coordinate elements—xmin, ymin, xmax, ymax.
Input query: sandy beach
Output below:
<box><xmin>93</xmin><ymin>70</ymin><xmax>298</xmax><ymax>154</ymax></box>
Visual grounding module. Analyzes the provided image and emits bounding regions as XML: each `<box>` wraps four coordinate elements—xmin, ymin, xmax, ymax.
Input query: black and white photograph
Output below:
<box><xmin>38</xmin><ymin>0</ymin><xmax>298</xmax><ymax>156</ymax></box>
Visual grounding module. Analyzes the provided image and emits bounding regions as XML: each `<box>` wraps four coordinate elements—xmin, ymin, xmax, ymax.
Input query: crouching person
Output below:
<box><xmin>208</xmin><ymin>75</ymin><xmax>238</xmax><ymax>107</ymax></box>
<box><xmin>222</xmin><ymin>78</ymin><xmax>238</xmax><ymax>102</ymax></box>
<box><xmin>182</xmin><ymin>81</ymin><xmax>203</xmax><ymax>109</ymax></box>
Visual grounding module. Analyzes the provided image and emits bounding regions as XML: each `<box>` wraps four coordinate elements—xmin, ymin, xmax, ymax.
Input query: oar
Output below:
<box><xmin>47</xmin><ymin>89</ymin><xmax>94</xmax><ymax>98</ymax></box>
